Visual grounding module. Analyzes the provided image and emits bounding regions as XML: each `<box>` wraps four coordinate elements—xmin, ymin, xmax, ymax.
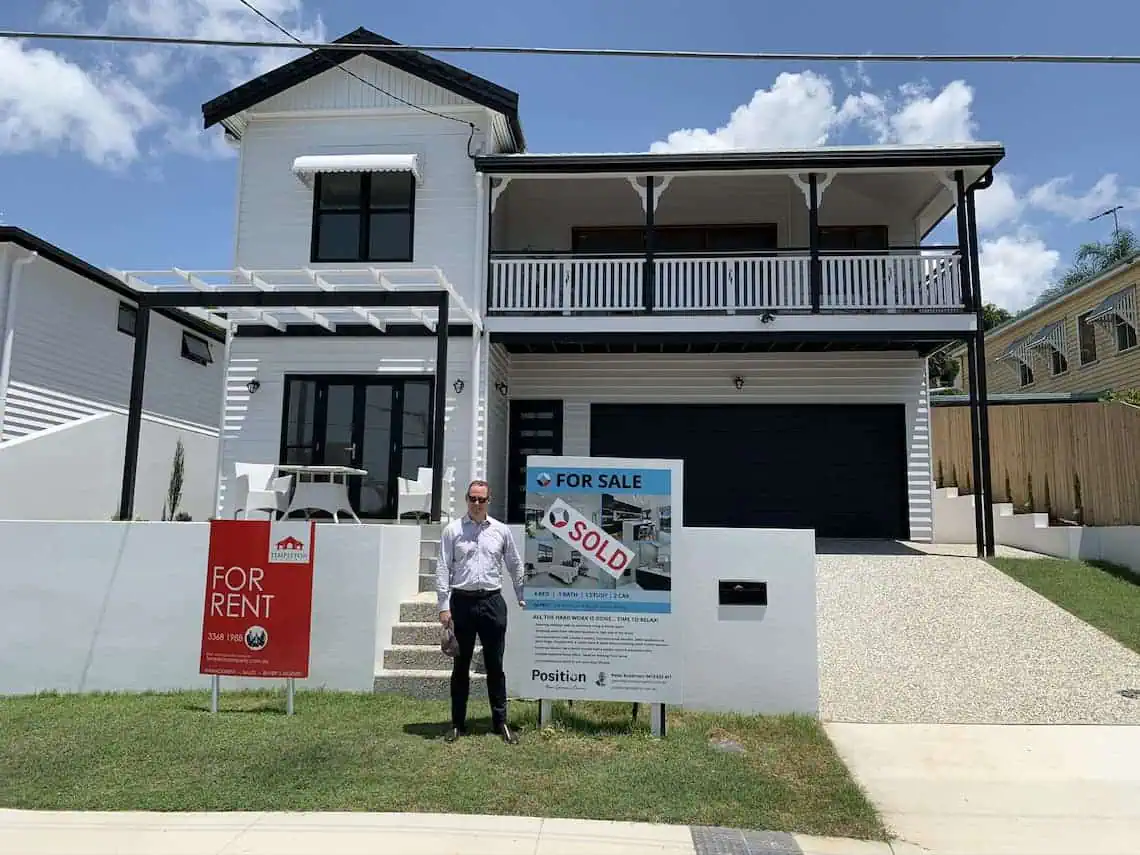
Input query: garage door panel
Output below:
<box><xmin>589</xmin><ymin>403</ymin><xmax>908</xmax><ymax>539</ymax></box>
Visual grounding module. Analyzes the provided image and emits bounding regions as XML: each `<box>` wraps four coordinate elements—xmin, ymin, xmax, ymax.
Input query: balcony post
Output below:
<box><xmin>644</xmin><ymin>175</ymin><xmax>656</xmax><ymax>312</ymax></box>
<box><xmin>966</xmin><ymin>185</ymin><xmax>996</xmax><ymax>557</ymax></box>
<box><xmin>808</xmin><ymin>173</ymin><xmax>821</xmax><ymax>313</ymax></box>
<box><xmin>954</xmin><ymin>170</ymin><xmax>974</xmax><ymax>310</ymax></box>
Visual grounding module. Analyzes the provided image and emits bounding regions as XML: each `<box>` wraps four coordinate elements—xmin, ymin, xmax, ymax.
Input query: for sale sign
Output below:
<box><xmin>199</xmin><ymin>520</ymin><xmax>316</xmax><ymax>679</ymax></box>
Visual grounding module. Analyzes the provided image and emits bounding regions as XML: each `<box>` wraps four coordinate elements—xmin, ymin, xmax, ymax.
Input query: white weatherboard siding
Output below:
<box><xmin>506</xmin><ymin>351</ymin><xmax>934</xmax><ymax>541</ymax></box>
<box><xmin>233</xmin><ymin>111</ymin><xmax>486</xmax><ymax>306</ymax></box>
<box><xmin>219</xmin><ymin>336</ymin><xmax>475</xmax><ymax>519</ymax></box>
<box><xmin>486</xmin><ymin>343</ymin><xmax>511</xmax><ymax>519</ymax></box>
<box><xmin>2</xmin><ymin>257</ymin><xmax>222</xmax><ymax>439</ymax></box>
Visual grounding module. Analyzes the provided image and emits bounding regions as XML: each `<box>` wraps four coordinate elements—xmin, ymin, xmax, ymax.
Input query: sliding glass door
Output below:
<box><xmin>280</xmin><ymin>375</ymin><xmax>434</xmax><ymax>519</ymax></box>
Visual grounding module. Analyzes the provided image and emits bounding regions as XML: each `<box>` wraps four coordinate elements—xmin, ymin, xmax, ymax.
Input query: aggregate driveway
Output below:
<box><xmin>816</xmin><ymin>542</ymin><xmax>1140</xmax><ymax>724</ymax></box>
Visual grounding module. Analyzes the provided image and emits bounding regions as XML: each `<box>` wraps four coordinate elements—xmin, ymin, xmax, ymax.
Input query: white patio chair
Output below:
<box><xmin>397</xmin><ymin>467</ymin><xmax>433</xmax><ymax>520</ymax></box>
<box><xmin>285</xmin><ymin>480</ymin><xmax>361</xmax><ymax>524</ymax></box>
<box><xmin>232</xmin><ymin>463</ymin><xmax>292</xmax><ymax>520</ymax></box>
<box><xmin>397</xmin><ymin>465</ymin><xmax>457</xmax><ymax>522</ymax></box>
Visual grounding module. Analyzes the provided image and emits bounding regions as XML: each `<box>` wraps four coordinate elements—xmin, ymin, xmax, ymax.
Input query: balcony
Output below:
<box><xmin>488</xmin><ymin>250</ymin><xmax>963</xmax><ymax>315</ymax></box>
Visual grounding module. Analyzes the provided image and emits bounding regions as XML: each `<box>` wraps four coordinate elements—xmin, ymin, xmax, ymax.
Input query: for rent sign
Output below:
<box><xmin>199</xmin><ymin>520</ymin><xmax>316</xmax><ymax>679</ymax></box>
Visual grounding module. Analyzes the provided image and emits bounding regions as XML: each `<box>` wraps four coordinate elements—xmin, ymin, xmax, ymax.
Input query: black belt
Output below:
<box><xmin>451</xmin><ymin>587</ymin><xmax>501</xmax><ymax>600</ymax></box>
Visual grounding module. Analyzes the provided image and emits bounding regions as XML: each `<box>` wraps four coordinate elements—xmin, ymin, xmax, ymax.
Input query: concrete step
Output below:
<box><xmin>419</xmin><ymin>555</ymin><xmax>436</xmax><ymax>574</ymax></box>
<box><xmin>400</xmin><ymin>595</ymin><xmax>440</xmax><ymax>623</ymax></box>
<box><xmin>419</xmin><ymin>539</ymin><xmax>439</xmax><ymax>560</ymax></box>
<box><xmin>383</xmin><ymin>644</ymin><xmax>484</xmax><ymax>673</ymax></box>
<box><xmin>418</xmin><ymin>573</ymin><xmax>437</xmax><ymax>593</ymax></box>
<box><xmin>391</xmin><ymin>622</ymin><xmax>443</xmax><ymax>646</ymax></box>
<box><xmin>373</xmin><ymin>669</ymin><xmax>486</xmax><ymax>701</ymax></box>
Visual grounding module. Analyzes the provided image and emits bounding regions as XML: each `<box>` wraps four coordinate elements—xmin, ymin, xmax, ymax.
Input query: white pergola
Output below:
<box><xmin>108</xmin><ymin>266</ymin><xmax>482</xmax><ymax>333</ymax></box>
<box><xmin>105</xmin><ymin>266</ymin><xmax>485</xmax><ymax>524</ymax></box>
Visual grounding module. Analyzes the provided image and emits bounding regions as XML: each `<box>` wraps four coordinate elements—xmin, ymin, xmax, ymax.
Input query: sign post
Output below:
<box><xmin>199</xmin><ymin>520</ymin><xmax>317</xmax><ymax>715</ymax></box>
<box><xmin>515</xmin><ymin>456</ymin><xmax>682</xmax><ymax>736</ymax></box>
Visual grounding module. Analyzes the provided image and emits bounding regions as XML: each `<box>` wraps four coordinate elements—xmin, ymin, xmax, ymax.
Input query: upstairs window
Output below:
<box><xmin>117</xmin><ymin>302</ymin><xmax>137</xmax><ymax>336</ymax></box>
<box><xmin>181</xmin><ymin>332</ymin><xmax>213</xmax><ymax>366</ymax></box>
<box><xmin>311</xmin><ymin>172</ymin><xmax>415</xmax><ymax>263</ymax></box>
<box><xmin>1019</xmin><ymin>361</ymin><xmax>1035</xmax><ymax>388</ymax></box>
<box><xmin>817</xmin><ymin>225</ymin><xmax>890</xmax><ymax>252</ymax></box>
<box><xmin>1116</xmin><ymin>316</ymin><xmax>1138</xmax><ymax>352</ymax></box>
<box><xmin>1077</xmin><ymin>311</ymin><xmax>1098</xmax><ymax>365</ymax></box>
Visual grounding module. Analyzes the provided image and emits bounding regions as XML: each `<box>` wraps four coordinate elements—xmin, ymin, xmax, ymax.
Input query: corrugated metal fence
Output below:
<box><xmin>932</xmin><ymin>401</ymin><xmax>1140</xmax><ymax>526</ymax></box>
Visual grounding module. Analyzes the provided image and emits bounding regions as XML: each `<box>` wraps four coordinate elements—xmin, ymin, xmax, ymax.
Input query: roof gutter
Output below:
<box><xmin>0</xmin><ymin>247</ymin><xmax>39</xmax><ymax>438</ymax></box>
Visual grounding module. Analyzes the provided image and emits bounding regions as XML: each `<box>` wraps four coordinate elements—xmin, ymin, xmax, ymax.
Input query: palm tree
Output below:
<box><xmin>1034</xmin><ymin>227</ymin><xmax>1139</xmax><ymax>306</ymax></box>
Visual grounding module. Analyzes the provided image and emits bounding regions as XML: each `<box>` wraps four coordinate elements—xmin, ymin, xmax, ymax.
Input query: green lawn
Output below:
<box><xmin>990</xmin><ymin>556</ymin><xmax>1140</xmax><ymax>653</ymax></box>
<box><xmin>0</xmin><ymin>691</ymin><xmax>885</xmax><ymax>840</ymax></box>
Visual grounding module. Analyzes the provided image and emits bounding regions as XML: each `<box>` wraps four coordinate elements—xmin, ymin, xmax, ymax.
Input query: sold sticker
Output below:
<box><xmin>541</xmin><ymin>498</ymin><xmax>635</xmax><ymax>580</ymax></box>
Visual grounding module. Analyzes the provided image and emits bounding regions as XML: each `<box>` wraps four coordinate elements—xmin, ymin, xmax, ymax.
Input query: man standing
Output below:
<box><xmin>437</xmin><ymin>479</ymin><xmax>525</xmax><ymax>744</ymax></box>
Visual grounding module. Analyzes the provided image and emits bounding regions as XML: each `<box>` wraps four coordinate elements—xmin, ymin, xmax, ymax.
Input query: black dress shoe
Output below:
<box><xmin>443</xmin><ymin>726</ymin><xmax>465</xmax><ymax>743</ymax></box>
<box><xmin>496</xmin><ymin>723</ymin><xmax>519</xmax><ymax>745</ymax></box>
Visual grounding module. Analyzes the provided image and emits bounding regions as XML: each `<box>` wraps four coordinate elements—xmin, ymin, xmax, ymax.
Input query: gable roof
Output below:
<box><xmin>201</xmin><ymin>27</ymin><xmax>525</xmax><ymax>152</ymax></box>
<box><xmin>0</xmin><ymin>227</ymin><xmax>226</xmax><ymax>343</ymax></box>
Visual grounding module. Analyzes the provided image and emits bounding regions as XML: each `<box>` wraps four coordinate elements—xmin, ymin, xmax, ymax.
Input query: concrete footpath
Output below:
<box><xmin>0</xmin><ymin>810</ymin><xmax>919</xmax><ymax>855</ymax></box>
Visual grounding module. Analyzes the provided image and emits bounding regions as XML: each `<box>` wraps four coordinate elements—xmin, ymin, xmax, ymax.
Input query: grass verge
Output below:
<box><xmin>990</xmin><ymin>556</ymin><xmax>1140</xmax><ymax>653</ymax></box>
<box><xmin>0</xmin><ymin>691</ymin><xmax>885</xmax><ymax>840</ymax></box>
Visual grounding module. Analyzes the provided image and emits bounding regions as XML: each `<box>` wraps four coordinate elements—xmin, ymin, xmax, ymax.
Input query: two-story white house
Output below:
<box><xmin>121</xmin><ymin>27</ymin><xmax>1001</xmax><ymax>543</ymax></box>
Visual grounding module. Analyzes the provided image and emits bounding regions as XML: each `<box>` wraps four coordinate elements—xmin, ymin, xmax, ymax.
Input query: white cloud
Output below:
<box><xmin>163</xmin><ymin>117</ymin><xmax>237</xmax><ymax>160</ymax></box>
<box><xmin>0</xmin><ymin>39</ymin><xmax>166</xmax><ymax>167</ymax></box>
<box><xmin>41</xmin><ymin>0</ymin><xmax>85</xmax><ymax>27</ymax></box>
<box><xmin>974</xmin><ymin>173</ymin><xmax>1024</xmax><ymax>232</ymax></box>
<box><xmin>1027</xmin><ymin>174</ymin><xmax>1140</xmax><ymax>221</ymax></box>
<box><xmin>650</xmin><ymin>74</ymin><xmax>978</xmax><ymax>152</ymax></box>
<box><xmin>978</xmin><ymin>231</ymin><xmax>1062</xmax><ymax>311</ymax></box>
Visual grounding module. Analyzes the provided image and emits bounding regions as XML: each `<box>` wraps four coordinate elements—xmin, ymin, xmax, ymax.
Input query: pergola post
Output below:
<box><xmin>118</xmin><ymin>306</ymin><xmax>151</xmax><ymax>521</ymax></box>
<box><xmin>430</xmin><ymin>291</ymin><xmax>449</xmax><ymax>523</ymax></box>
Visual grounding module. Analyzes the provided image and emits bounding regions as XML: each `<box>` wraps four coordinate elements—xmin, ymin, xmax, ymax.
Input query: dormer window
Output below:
<box><xmin>294</xmin><ymin>155</ymin><xmax>420</xmax><ymax>264</ymax></box>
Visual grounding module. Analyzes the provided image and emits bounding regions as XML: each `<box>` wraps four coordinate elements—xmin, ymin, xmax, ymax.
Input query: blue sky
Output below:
<box><xmin>1</xmin><ymin>0</ymin><xmax>1138</xmax><ymax>310</ymax></box>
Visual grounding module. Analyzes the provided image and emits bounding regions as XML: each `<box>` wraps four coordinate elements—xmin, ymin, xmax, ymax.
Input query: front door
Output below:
<box><xmin>280</xmin><ymin>375</ymin><xmax>434</xmax><ymax>519</ymax></box>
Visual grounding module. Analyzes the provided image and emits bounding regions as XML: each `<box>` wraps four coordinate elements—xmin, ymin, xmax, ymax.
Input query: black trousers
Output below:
<box><xmin>449</xmin><ymin>588</ymin><xmax>508</xmax><ymax>730</ymax></box>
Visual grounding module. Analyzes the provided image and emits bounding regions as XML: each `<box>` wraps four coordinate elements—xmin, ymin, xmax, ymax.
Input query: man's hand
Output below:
<box><xmin>518</xmin><ymin>599</ymin><xmax>526</xmax><ymax>609</ymax></box>
<box><xmin>439</xmin><ymin>609</ymin><xmax>451</xmax><ymax>627</ymax></box>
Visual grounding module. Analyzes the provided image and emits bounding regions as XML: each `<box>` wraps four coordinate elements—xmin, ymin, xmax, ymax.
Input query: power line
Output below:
<box><xmin>3</xmin><ymin>28</ymin><xmax>1140</xmax><ymax>65</ymax></box>
<box><xmin>231</xmin><ymin>0</ymin><xmax>476</xmax><ymax>143</ymax></box>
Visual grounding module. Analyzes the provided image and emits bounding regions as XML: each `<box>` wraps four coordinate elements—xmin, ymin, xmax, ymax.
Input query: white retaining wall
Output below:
<box><xmin>934</xmin><ymin>486</ymin><xmax>1140</xmax><ymax>572</ymax></box>
<box><xmin>0</xmin><ymin>521</ymin><xmax>420</xmax><ymax>696</ymax></box>
<box><xmin>0</xmin><ymin>412</ymin><xmax>218</xmax><ymax>521</ymax></box>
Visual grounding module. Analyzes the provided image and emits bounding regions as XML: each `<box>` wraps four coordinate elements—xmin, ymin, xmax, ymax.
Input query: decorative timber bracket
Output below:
<box><xmin>489</xmin><ymin>176</ymin><xmax>512</xmax><ymax>213</ymax></box>
<box><xmin>627</xmin><ymin>176</ymin><xmax>674</xmax><ymax>213</ymax></box>
<box><xmin>789</xmin><ymin>171</ymin><xmax>835</xmax><ymax>206</ymax></box>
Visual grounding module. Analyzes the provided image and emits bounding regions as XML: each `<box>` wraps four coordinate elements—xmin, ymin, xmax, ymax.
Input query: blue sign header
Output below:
<box><xmin>526</xmin><ymin>466</ymin><xmax>671</xmax><ymax>495</ymax></box>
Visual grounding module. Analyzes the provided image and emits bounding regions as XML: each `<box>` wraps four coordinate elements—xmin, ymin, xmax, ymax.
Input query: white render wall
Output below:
<box><xmin>1</xmin><ymin>255</ymin><xmax>223</xmax><ymax>438</ymax></box>
<box><xmin>219</xmin><ymin>335</ymin><xmax>478</xmax><ymax>519</ymax></box>
<box><xmin>505</xmin><ymin>351</ymin><xmax>934</xmax><ymax>541</ymax></box>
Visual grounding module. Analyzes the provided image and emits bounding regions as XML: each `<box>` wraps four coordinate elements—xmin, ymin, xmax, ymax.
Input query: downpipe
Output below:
<box><xmin>0</xmin><ymin>248</ymin><xmax>39</xmax><ymax>438</ymax></box>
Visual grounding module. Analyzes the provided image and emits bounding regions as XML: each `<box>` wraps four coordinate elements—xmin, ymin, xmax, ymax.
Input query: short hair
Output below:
<box><xmin>467</xmin><ymin>479</ymin><xmax>491</xmax><ymax>497</ymax></box>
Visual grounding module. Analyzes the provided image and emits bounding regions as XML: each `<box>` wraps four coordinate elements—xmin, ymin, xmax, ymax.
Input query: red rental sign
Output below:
<box><xmin>199</xmin><ymin>520</ymin><xmax>317</xmax><ymax>679</ymax></box>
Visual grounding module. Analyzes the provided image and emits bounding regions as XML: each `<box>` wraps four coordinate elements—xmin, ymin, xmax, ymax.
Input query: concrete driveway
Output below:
<box><xmin>816</xmin><ymin>541</ymin><xmax>1140</xmax><ymax>724</ymax></box>
<box><xmin>817</xmin><ymin>543</ymin><xmax>1140</xmax><ymax>853</ymax></box>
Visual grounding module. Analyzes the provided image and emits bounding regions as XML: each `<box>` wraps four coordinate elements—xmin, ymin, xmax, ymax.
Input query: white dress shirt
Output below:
<box><xmin>436</xmin><ymin>514</ymin><xmax>525</xmax><ymax>611</ymax></box>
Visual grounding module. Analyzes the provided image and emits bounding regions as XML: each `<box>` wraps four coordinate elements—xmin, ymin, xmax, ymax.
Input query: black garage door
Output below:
<box><xmin>590</xmin><ymin>403</ymin><xmax>909</xmax><ymax>539</ymax></box>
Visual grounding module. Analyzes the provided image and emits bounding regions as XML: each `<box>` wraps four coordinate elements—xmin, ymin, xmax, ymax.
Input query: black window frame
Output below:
<box><xmin>1115</xmin><ymin>316</ymin><xmax>1138</xmax><ymax>353</ymax></box>
<box><xmin>117</xmin><ymin>301</ymin><xmax>137</xmax><ymax>337</ymax></box>
<box><xmin>1077</xmin><ymin>311</ymin><xmax>1098</xmax><ymax>365</ymax></box>
<box><xmin>1051</xmin><ymin>347</ymin><xmax>1068</xmax><ymax>376</ymax></box>
<box><xmin>310</xmin><ymin>171</ymin><xmax>416</xmax><ymax>264</ymax></box>
<box><xmin>817</xmin><ymin>225</ymin><xmax>891</xmax><ymax>252</ymax></box>
<box><xmin>570</xmin><ymin>223</ymin><xmax>779</xmax><ymax>255</ymax></box>
<box><xmin>181</xmin><ymin>331</ymin><xmax>213</xmax><ymax>366</ymax></box>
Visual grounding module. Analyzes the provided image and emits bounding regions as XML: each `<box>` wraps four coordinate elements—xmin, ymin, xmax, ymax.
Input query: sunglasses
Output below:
<box><xmin>466</xmin><ymin>495</ymin><xmax>489</xmax><ymax>504</ymax></box>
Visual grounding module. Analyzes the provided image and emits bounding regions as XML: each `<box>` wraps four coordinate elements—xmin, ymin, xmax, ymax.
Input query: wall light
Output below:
<box><xmin>246</xmin><ymin>379</ymin><xmax>261</xmax><ymax>395</ymax></box>
<box><xmin>733</xmin><ymin>376</ymin><xmax>744</xmax><ymax>391</ymax></box>
<box><xmin>452</xmin><ymin>378</ymin><xmax>465</xmax><ymax>394</ymax></box>
<box><xmin>495</xmin><ymin>380</ymin><xmax>509</xmax><ymax>396</ymax></box>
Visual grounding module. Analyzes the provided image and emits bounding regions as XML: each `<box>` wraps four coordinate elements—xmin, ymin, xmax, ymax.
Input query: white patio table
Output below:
<box><xmin>276</xmin><ymin>464</ymin><xmax>368</xmax><ymax>524</ymax></box>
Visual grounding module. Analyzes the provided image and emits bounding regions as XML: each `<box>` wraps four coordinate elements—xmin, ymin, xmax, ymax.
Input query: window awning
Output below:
<box><xmin>997</xmin><ymin>335</ymin><xmax>1033</xmax><ymax>364</ymax></box>
<box><xmin>291</xmin><ymin>153</ymin><xmax>421</xmax><ymax>187</ymax></box>
<box><xmin>1086</xmin><ymin>285</ymin><xmax>1137</xmax><ymax>326</ymax></box>
<box><xmin>1025</xmin><ymin>319</ymin><xmax>1066</xmax><ymax>353</ymax></box>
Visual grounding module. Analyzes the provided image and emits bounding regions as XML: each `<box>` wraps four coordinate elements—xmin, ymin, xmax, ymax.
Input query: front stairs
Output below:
<box><xmin>373</xmin><ymin>522</ymin><xmax>487</xmax><ymax>700</ymax></box>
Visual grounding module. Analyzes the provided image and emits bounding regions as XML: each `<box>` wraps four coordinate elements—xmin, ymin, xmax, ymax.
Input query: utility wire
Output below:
<box><xmin>230</xmin><ymin>1</ymin><xmax>477</xmax><ymax>151</ymax></box>
<box><xmin>3</xmin><ymin>29</ymin><xmax>1140</xmax><ymax>65</ymax></box>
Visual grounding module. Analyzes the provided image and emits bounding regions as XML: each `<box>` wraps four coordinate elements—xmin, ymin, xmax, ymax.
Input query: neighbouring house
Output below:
<box><xmin>0</xmin><ymin>227</ymin><xmax>226</xmax><ymax>520</ymax></box>
<box><xmin>946</xmin><ymin>254</ymin><xmax>1140</xmax><ymax>396</ymax></box>
<box><xmin>115</xmin><ymin>27</ymin><xmax>1002</xmax><ymax>544</ymax></box>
